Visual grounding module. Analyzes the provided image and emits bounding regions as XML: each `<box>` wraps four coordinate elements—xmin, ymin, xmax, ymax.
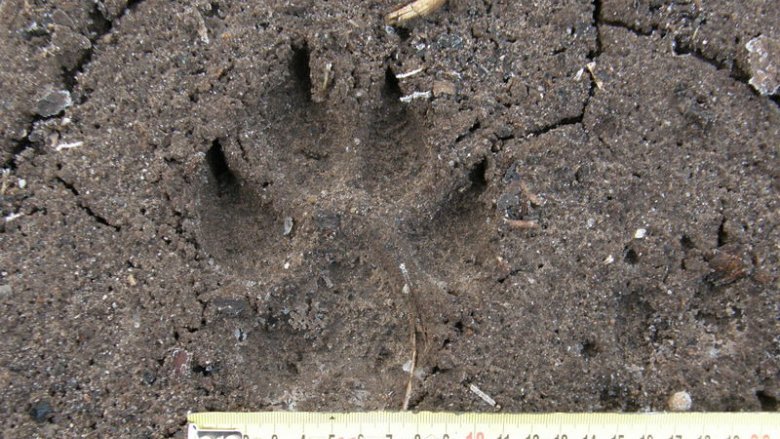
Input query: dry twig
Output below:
<box><xmin>386</xmin><ymin>0</ymin><xmax>447</xmax><ymax>25</ymax></box>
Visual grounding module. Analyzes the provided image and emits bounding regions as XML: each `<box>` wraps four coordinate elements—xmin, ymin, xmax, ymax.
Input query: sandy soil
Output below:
<box><xmin>0</xmin><ymin>0</ymin><xmax>778</xmax><ymax>437</ymax></box>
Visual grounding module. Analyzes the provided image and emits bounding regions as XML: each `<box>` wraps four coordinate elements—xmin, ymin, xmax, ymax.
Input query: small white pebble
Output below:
<box><xmin>4</xmin><ymin>213</ymin><xmax>23</xmax><ymax>222</ymax></box>
<box><xmin>399</xmin><ymin>90</ymin><xmax>432</xmax><ymax>103</ymax></box>
<box><xmin>634</xmin><ymin>228</ymin><xmax>647</xmax><ymax>239</ymax></box>
<box><xmin>55</xmin><ymin>141</ymin><xmax>83</xmax><ymax>152</ymax></box>
<box><xmin>283</xmin><ymin>216</ymin><xmax>294</xmax><ymax>236</ymax></box>
<box><xmin>586</xmin><ymin>218</ymin><xmax>596</xmax><ymax>228</ymax></box>
<box><xmin>396</xmin><ymin>67</ymin><xmax>424</xmax><ymax>79</ymax></box>
<box><xmin>604</xmin><ymin>254</ymin><xmax>615</xmax><ymax>264</ymax></box>
<box><xmin>668</xmin><ymin>391</ymin><xmax>692</xmax><ymax>412</ymax></box>
<box><xmin>708</xmin><ymin>347</ymin><xmax>720</xmax><ymax>359</ymax></box>
<box><xmin>469</xmin><ymin>383</ymin><xmax>497</xmax><ymax>407</ymax></box>
<box><xmin>18</xmin><ymin>178</ymin><xmax>27</xmax><ymax>189</ymax></box>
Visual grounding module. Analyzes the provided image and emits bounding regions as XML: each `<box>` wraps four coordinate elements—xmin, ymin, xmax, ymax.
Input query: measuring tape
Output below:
<box><xmin>187</xmin><ymin>412</ymin><xmax>779</xmax><ymax>439</ymax></box>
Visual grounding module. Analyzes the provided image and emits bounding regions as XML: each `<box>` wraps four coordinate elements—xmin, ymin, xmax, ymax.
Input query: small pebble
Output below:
<box><xmin>170</xmin><ymin>349</ymin><xmax>191</xmax><ymax>377</ymax></box>
<box><xmin>668</xmin><ymin>390</ymin><xmax>692</xmax><ymax>412</ymax></box>
<box><xmin>30</xmin><ymin>400</ymin><xmax>53</xmax><ymax>423</ymax></box>
<box><xmin>36</xmin><ymin>89</ymin><xmax>72</xmax><ymax>117</ymax></box>
<box><xmin>283</xmin><ymin>216</ymin><xmax>294</xmax><ymax>235</ymax></box>
<box><xmin>18</xmin><ymin>178</ymin><xmax>27</xmax><ymax>189</ymax></box>
<box><xmin>634</xmin><ymin>228</ymin><xmax>647</xmax><ymax>239</ymax></box>
<box><xmin>433</xmin><ymin>80</ymin><xmax>457</xmax><ymax>97</ymax></box>
<box><xmin>746</xmin><ymin>35</ymin><xmax>779</xmax><ymax>96</ymax></box>
<box><xmin>211</xmin><ymin>298</ymin><xmax>248</xmax><ymax>317</ymax></box>
<box><xmin>314</xmin><ymin>211</ymin><xmax>340</xmax><ymax>232</ymax></box>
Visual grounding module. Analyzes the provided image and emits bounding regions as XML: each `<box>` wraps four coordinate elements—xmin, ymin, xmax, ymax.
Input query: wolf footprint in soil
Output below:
<box><xmin>192</xmin><ymin>41</ymin><xmax>500</xmax><ymax>408</ymax></box>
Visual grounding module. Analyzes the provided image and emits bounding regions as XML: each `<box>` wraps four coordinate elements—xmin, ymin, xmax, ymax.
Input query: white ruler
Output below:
<box><xmin>187</xmin><ymin>412</ymin><xmax>779</xmax><ymax>439</ymax></box>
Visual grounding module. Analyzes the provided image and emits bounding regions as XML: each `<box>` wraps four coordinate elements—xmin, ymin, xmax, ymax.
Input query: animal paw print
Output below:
<box><xmin>194</xmin><ymin>42</ymin><xmax>498</xmax><ymax>408</ymax></box>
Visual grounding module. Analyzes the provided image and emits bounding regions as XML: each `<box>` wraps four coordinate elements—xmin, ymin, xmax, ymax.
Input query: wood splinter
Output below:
<box><xmin>386</xmin><ymin>0</ymin><xmax>447</xmax><ymax>25</ymax></box>
<box><xmin>505</xmin><ymin>219</ymin><xmax>540</xmax><ymax>230</ymax></box>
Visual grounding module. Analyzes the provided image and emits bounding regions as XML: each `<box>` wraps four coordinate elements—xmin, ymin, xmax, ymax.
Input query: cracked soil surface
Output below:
<box><xmin>0</xmin><ymin>0</ymin><xmax>778</xmax><ymax>437</ymax></box>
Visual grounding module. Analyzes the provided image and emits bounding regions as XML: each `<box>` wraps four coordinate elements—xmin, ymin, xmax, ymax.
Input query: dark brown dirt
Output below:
<box><xmin>1</xmin><ymin>0</ymin><xmax>778</xmax><ymax>437</ymax></box>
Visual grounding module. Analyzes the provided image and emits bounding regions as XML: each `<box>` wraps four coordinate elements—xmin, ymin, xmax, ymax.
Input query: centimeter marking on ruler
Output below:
<box><xmin>187</xmin><ymin>412</ymin><xmax>780</xmax><ymax>439</ymax></box>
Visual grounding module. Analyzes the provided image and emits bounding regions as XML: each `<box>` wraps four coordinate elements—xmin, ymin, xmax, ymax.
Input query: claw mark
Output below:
<box><xmin>386</xmin><ymin>0</ymin><xmax>447</xmax><ymax>25</ymax></box>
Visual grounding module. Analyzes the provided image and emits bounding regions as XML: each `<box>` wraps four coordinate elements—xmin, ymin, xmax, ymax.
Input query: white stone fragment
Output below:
<box><xmin>4</xmin><ymin>212</ymin><xmax>23</xmax><ymax>222</ymax></box>
<box><xmin>469</xmin><ymin>384</ymin><xmax>497</xmax><ymax>407</ymax></box>
<box><xmin>283</xmin><ymin>216</ymin><xmax>294</xmax><ymax>235</ymax></box>
<box><xmin>746</xmin><ymin>35</ymin><xmax>780</xmax><ymax>96</ymax></box>
<box><xmin>396</xmin><ymin>68</ymin><xmax>424</xmax><ymax>79</ymax></box>
<box><xmin>399</xmin><ymin>91</ymin><xmax>432</xmax><ymax>103</ymax></box>
<box><xmin>668</xmin><ymin>391</ymin><xmax>692</xmax><ymax>412</ymax></box>
<box><xmin>55</xmin><ymin>141</ymin><xmax>83</xmax><ymax>152</ymax></box>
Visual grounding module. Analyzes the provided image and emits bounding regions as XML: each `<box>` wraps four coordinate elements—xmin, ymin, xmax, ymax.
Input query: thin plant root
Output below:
<box><xmin>402</xmin><ymin>329</ymin><xmax>417</xmax><ymax>410</ymax></box>
<box><xmin>400</xmin><ymin>262</ymin><xmax>417</xmax><ymax>410</ymax></box>
<box><xmin>386</xmin><ymin>0</ymin><xmax>447</xmax><ymax>25</ymax></box>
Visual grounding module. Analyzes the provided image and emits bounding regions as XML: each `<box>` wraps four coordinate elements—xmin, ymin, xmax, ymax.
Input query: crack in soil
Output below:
<box><xmin>520</xmin><ymin>0</ymin><xmax>602</xmax><ymax>140</ymax></box>
<box><xmin>671</xmin><ymin>36</ymin><xmax>751</xmax><ymax>82</ymax></box>
<box><xmin>55</xmin><ymin>176</ymin><xmax>121</xmax><ymax>231</ymax></box>
<box><xmin>69</xmin><ymin>0</ymin><xmax>148</xmax><ymax>98</ymax></box>
<box><xmin>527</xmin><ymin>114</ymin><xmax>585</xmax><ymax>138</ymax></box>
<box><xmin>592</xmin><ymin>4</ymin><xmax>777</xmax><ymax>107</ymax></box>
<box><xmin>4</xmin><ymin>0</ymin><xmax>147</xmax><ymax>170</ymax></box>
<box><xmin>590</xmin><ymin>0</ymin><xmax>603</xmax><ymax>59</ymax></box>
